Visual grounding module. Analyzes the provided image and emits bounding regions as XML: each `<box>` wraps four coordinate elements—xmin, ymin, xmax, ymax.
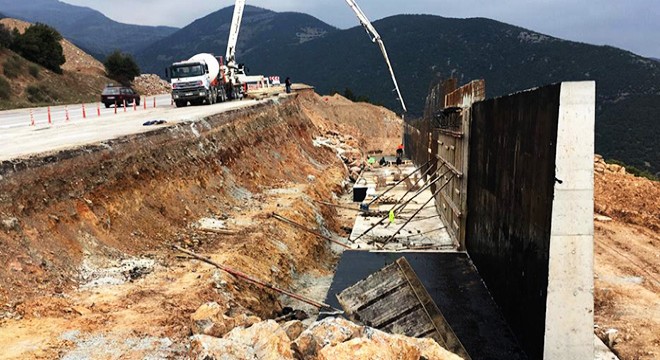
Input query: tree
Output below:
<box><xmin>11</xmin><ymin>23</ymin><xmax>65</xmax><ymax>74</ymax></box>
<box><xmin>0</xmin><ymin>24</ymin><xmax>12</xmax><ymax>48</ymax></box>
<box><xmin>104</xmin><ymin>51</ymin><xmax>140</xmax><ymax>85</ymax></box>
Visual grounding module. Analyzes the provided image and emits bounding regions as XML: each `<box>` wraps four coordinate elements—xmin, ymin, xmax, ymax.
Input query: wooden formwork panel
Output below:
<box><xmin>337</xmin><ymin>257</ymin><xmax>470</xmax><ymax>359</ymax></box>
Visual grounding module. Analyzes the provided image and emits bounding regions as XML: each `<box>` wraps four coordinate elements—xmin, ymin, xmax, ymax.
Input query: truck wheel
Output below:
<box><xmin>104</xmin><ymin>103</ymin><xmax>110</xmax><ymax>108</ymax></box>
<box><xmin>175</xmin><ymin>100</ymin><xmax>187</xmax><ymax>108</ymax></box>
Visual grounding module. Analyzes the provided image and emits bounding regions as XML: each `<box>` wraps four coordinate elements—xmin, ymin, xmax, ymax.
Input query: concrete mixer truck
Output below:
<box><xmin>168</xmin><ymin>53</ymin><xmax>227</xmax><ymax>108</ymax></box>
<box><xmin>167</xmin><ymin>1</ymin><xmax>248</xmax><ymax>107</ymax></box>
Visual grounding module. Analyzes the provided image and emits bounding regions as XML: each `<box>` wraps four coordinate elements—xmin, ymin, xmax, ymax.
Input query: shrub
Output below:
<box><xmin>0</xmin><ymin>24</ymin><xmax>12</xmax><ymax>48</ymax></box>
<box><xmin>607</xmin><ymin>159</ymin><xmax>658</xmax><ymax>181</ymax></box>
<box><xmin>104</xmin><ymin>50</ymin><xmax>140</xmax><ymax>85</ymax></box>
<box><xmin>0</xmin><ymin>76</ymin><xmax>10</xmax><ymax>99</ymax></box>
<box><xmin>11</xmin><ymin>23</ymin><xmax>65</xmax><ymax>74</ymax></box>
<box><xmin>28</xmin><ymin>64</ymin><xmax>39</xmax><ymax>78</ymax></box>
<box><xmin>3</xmin><ymin>55</ymin><xmax>22</xmax><ymax>78</ymax></box>
<box><xmin>26</xmin><ymin>84</ymin><xmax>55</xmax><ymax>103</ymax></box>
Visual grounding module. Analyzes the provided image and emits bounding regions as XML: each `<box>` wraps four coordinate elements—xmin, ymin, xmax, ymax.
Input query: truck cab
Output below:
<box><xmin>169</xmin><ymin>61</ymin><xmax>211</xmax><ymax>107</ymax></box>
<box><xmin>168</xmin><ymin>54</ymin><xmax>224</xmax><ymax>108</ymax></box>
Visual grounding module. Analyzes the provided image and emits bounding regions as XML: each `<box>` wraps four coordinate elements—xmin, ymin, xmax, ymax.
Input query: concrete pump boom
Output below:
<box><xmin>226</xmin><ymin>0</ymin><xmax>246</xmax><ymax>72</ymax></box>
<box><xmin>344</xmin><ymin>0</ymin><xmax>407</xmax><ymax>112</ymax></box>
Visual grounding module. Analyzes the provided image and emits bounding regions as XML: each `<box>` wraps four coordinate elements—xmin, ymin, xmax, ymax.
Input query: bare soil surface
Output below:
<box><xmin>0</xmin><ymin>92</ymin><xmax>401</xmax><ymax>359</ymax></box>
<box><xmin>594</xmin><ymin>159</ymin><xmax>660</xmax><ymax>360</ymax></box>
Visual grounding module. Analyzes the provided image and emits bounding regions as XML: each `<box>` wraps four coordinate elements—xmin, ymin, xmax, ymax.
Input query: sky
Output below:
<box><xmin>62</xmin><ymin>0</ymin><xmax>659</xmax><ymax>58</ymax></box>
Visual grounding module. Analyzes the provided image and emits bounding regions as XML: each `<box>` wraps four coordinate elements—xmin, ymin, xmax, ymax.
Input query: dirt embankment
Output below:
<box><xmin>0</xmin><ymin>93</ymin><xmax>402</xmax><ymax>358</ymax></box>
<box><xmin>297</xmin><ymin>91</ymin><xmax>403</xmax><ymax>154</ymax></box>
<box><xmin>593</xmin><ymin>156</ymin><xmax>660</xmax><ymax>360</ymax></box>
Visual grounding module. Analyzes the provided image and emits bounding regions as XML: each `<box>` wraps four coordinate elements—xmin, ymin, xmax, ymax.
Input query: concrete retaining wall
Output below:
<box><xmin>465</xmin><ymin>82</ymin><xmax>595</xmax><ymax>359</ymax></box>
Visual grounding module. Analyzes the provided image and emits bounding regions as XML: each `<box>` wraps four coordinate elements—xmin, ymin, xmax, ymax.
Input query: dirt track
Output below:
<box><xmin>0</xmin><ymin>91</ymin><xmax>402</xmax><ymax>358</ymax></box>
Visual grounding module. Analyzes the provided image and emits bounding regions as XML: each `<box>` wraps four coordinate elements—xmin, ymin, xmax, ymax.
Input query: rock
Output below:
<box><xmin>319</xmin><ymin>328</ymin><xmax>464</xmax><ymax>360</ymax></box>
<box><xmin>1</xmin><ymin>217</ymin><xmax>19</xmax><ymax>232</ymax></box>
<box><xmin>318</xmin><ymin>337</ymin><xmax>420</xmax><ymax>360</ymax></box>
<box><xmin>282</xmin><ymin>320</ymin><xmax>304</xmax><ymax>341</ymax></box>
<box><xmin>189</xmin><ymin>334</ymin><xmax>255</xmax><ymax>360</ymax></box>
<box><xmin>233</xmin><ymin>313</ymin><xmax>261</xmax><ymax>328</ymax></box>
<box><xmin>605</xmin><ymin>328</ymin><xmax>619</xmax><ymax>347</ymax></box>
<box><xmin>224</xmin><ymin>320</ymin><xmax>294</xmax><ymax>359</ymax></box>
<box><xmin>8</xmin><ymin>261</ymin><xmax>22</xmax><ymax>272</ymax></box>
<box><xmin>607</xmin><ymin>164</ymin><xmax>622</xmax><ymax>174</ymax></box>
<box><xmin>71</xmin><ymin>306</ymin><xmax>92</xmax><ymax>316</ymax></box>
<box><xmin>292</xmin><ymin>317</ymin><xmax>363</xmax><ymax>359</ymax></box>
<box><xmin>595</xmin><ymin>214</ymin><xmax>613</xmax><ymax>222</ymax></box>
<box><xmin>404</xmin><ymin>336</ymin><xmax>465</xmax><ymax>360</ymax></box>
<box><xmin>190</xmin><ymin>302</ymin><xmax>233</xmax><ymax>337</ymax></box>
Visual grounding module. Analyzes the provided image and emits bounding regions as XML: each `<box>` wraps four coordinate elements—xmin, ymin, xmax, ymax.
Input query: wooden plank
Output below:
<box><xmin>381</xmin><ymin>306</ymin><xmax>436</xmax><ymax>338</ymax></box>
<box><xmin>336</xmin><ymin>263</ymin><xmax>406</xmax><ymax>311</ymax></box>
<box><xmin>355</xmin><ymin>285</ymin><xmax>420</xmax><ymax>327</ymax></box>
<box><xmin>441</xmin><ymin>190</ymin><xmax>463</xmax><ymax>218</ymax></box>
<box><xmin>396</xmin><ymin>258</ymin><xmax>470</xmax><ymax>359</ymax></box>
<box><xmin>337</xmin><ymin>257</ymin><xmax>471</xmax><ymax>359</ymax></box>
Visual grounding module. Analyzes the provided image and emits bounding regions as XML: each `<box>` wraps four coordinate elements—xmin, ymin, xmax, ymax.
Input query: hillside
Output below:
<box><xmin>593</xmin><ymin>156</ymin><xmax>659</xmax><ymax>360</ymax></box>
<box><xmin>135</xmin><ymin>5</ymin><xmax>337</xmax><ymax>75</ymax></box>
<box><xmin>0</xmin><ymin>0</ymin><xmax>178</xmax><ymax>58</ymax></box>
<box><xmin>0</xmin><ymin>18</ymin><xmax>112</xmax><ymax>109</ymax></box>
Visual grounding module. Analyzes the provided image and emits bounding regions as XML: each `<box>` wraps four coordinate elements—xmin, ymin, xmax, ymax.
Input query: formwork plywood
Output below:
<box><xmin>337</xmin><ymin>257</ymin><xmax>470</xmax><ymax>359</ymax></box>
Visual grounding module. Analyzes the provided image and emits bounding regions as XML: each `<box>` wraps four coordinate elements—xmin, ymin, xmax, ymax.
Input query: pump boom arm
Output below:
<box><xmin>344</xmin><ymin>0</ymin><xmax>407</xmax><ymax>112</ymax></box>
<box><xmin>226</xmin><ymin>0</ymin><xmax>246</xmax><ymax>69</ymax></box>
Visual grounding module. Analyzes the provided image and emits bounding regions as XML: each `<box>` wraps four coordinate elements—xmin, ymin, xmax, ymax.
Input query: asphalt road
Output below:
<box><xmin>0</xmin><ymin>94</ymin><xmax>268</xmax><ymax>162</ymax></box>
<box><xmin>0</xmin><ymin>94</ymin><xmax>174</xmax><ymax>130</ymax></box>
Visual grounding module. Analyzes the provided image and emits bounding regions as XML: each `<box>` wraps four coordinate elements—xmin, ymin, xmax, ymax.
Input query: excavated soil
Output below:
<box><xmin>0</xmin><ymin>92</ymin><xmax>402</xmax><ymax>358</ymax></box>
<box><xmin>593</xmin><ymin>161</ymin><xmax>660</xmax><ymax>360</ymax></box>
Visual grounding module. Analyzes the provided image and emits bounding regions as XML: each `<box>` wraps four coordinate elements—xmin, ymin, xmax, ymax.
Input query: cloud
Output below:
<box><xmin>61</xmin><ymin>0</ymin><xmax>660</xmax><ymax>57</ymax></box>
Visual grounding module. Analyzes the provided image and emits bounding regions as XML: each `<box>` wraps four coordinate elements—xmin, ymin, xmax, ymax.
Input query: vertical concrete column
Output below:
<box><xmin>544</xmin><ymin>81</ymin><xmax>596</xmax><ymax>359</ymax></box>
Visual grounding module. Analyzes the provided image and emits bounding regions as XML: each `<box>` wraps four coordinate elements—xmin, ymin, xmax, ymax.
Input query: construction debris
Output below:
<box><xmin>133</xmin><ymin>74</ymin><xmax>172</xmax><ymax>96</ymax></box>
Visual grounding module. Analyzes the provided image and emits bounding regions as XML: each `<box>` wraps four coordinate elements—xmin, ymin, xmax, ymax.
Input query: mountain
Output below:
<box><xmin>274</xmin><ymin>15</ymin><xmax>660</xmax><ymax>175</ymax></box>
<box><xmin>652</xmin><ymin>57</ymin><xmax>660</xmax><ymax>62</ymax></box>
<box><xmin>135</xmin><ymin>5</ymin><xmax>337</xmax><ymax>75</ymax></box>
<box><xmin>0</xmin><ymin>0</ymin><xmax>178</xmax><ymax>58</ymax></box>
